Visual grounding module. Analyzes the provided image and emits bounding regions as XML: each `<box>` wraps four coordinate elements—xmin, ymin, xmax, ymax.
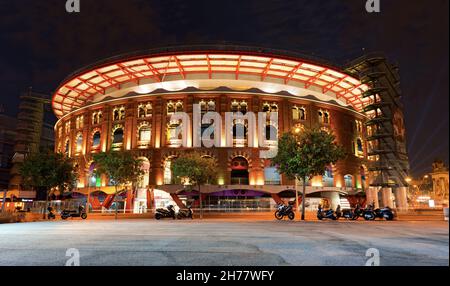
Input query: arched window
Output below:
<box><xmin>240</xmin><ymin>102</ymin><xmax>248</xmax><ymax>114</ymax></box>
<box><xmin>76</xmin><ymin>116</ymin><xmax>84</xmax><ymax>129</ymax></box>
<box><xmin>163</xmin><ymin>157</ymin><xmax>177</xmax><ymax>185</ymax></box>
<box><xmin>357</xmin><ymin>138</ymin><xmax>363</xmax><ymax>152</ymax></box>
<box><xmin>231</xmin><ymin>100</ymin><xmax>248</xmax><ymax>114</ymax></box>
<box><xmin>324</xmin><ymin>112</ymin><xmax>330</xmax><ymax>124</ymax></box>
<box><xmin>207</xmin><ymin>100</ymin><xmax>216</xmax><ymax>112</ymax></box>
<box><xmin>92</xmin><ymin>131</ymin><xmax>101</xmax><ymax>149</ymax></box>
<box><xmin>65</xmin><ymin>122</ymin><xmax>71</xmax><ymax>134</ymax></box>
<box><xmin>75</xmin><ymin>134</ymin><xmax>83</xmax><ymax>153</ymax></box>
<box><xmin>233</xmin><ymin>123</ymin><xmax>248</xmax><ymax>139</ymax></box>
<box><xmin>138</xmin><ymin>105</ymin><xmax>146</xmax><ymax>118</ymax></box>
<box><xmin>167</xmin><ymin>102</ymin><xmax>175</xmax><ymax>115</ymax></box>
<box><xmin>138</xmin><ymin>103</ymin><xmax>152</xmax><ymax>118</ymax></box>
<box><xmin>355</xmin><ymin>138</ymin><xmax>364</xmax><ymax>157</ymax></box>
<box><xmin>175</xmin><ymin>101</ymin><xmax>183</xmax><ymax>112</ymax></box>
<box><xmin>64</xmin><ymin>139</ymin><xmax>70</xmax><ymax>155</ymax></box>
<box><xmin>119</xmin><ymin>107</ymin><xmax>125</xmax><ymax>120</ymax></box>
<box><xmin>113</xmin><ymin>108</ymin><xmax>120</xmax><ymax>121</ymax></box>
<box><xmin>233</xmin><ymin>122</ymin><xmax>248</xmax><ymax>147</ymax></box>
<box><xmin>318</xmin><ymin>111</ymin><xmax>323</xmax><ymax>123</ymax></box>
<box><xmin>231</xmin><ymin>101</ymin><xmax>239</xmax><ymax>113</ymax></box>
<box><xmin>199</xmin><ymin>100</ymin><xmax>207</xmax><ymax>114</ymax></box>
<box><xmin>137</xmin><ymin>158</ymin><xmax>151</xmax><ymax>189</ymax></box>
<box><xmin>92</xmin><ymin>111</ymin><xmax>102</xmax><ymax>125</ymax></box>
<box><xmin>323</xmin><ymin>166</ymin><xmax>334</xmax><ymax>187</ymax></box>
<box><xmin>299</xmin><ymin>108</ymin><xmax>306</xmax><ymax>120</ymax></box>
<box><xmin>344</xmin><ymin>175</ymin><xmax>353</xmax><ymax>188</ymax></box>
<box><xmin>167</xmin><ymin>120</ymin><xmax>182</xmax><ymax>147</ymax></box>
<box><xmin>138</xmin><ymin>125</ymin><xmax>151</xmax><ymax>142</ymax></box>
<box><xmin>265</xmin><ymin>125</ymin><xmax>278</xmax><ymax>141</ymax></box>
<box><xmin>271</xmin><ymin>103</ymin><xmax>278</xmax><ymax>113</ymax></box>
<box><xmin>292</xmin><ymin>106</ymin><xmax>299</xmax><ymax>120</ymax></box>
<box><xmin>112</xmin><ymin>128</ymin><xmax>124</xmax><ymax>145</ymax></box>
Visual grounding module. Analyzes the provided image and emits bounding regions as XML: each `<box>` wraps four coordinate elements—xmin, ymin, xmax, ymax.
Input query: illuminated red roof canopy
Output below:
<box><xmin>52</xmin><ymin>50</ymin><xmax>370</xmax><ymax>118</ymax></box>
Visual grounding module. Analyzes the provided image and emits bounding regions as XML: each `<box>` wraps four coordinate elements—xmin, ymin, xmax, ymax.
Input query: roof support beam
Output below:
<box><xmin>236</xmin><ymin>55</ymin><xmax>242</xmax><ymax>80</ymax></box>
<box><xmin>305</xmin><ymin>69</ymin><xmax>327</xmax><ymax>89</ymax></box>
<box><xmin>284</xmin><ymin>63</ymin><xmax>303</xmax><ymax>84</ymax></box>
<box><xmin>173</xmin><ymin>56</ymin><xmax>186</xmax><ymax>79</ymax></box>
<box><xmin>261</xmin><ymin>58</ymin><xmax>274</xmax><ymax>81</ymax></box>
<box><xmin>142</xmin><ymin>58</ymin><xmax>162</xmax><ymax>82</ymax></box>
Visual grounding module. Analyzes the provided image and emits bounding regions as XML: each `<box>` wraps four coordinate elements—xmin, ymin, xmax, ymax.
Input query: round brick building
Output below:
<box><xmin>52</xmin><ymin>46</ymin><xmax>408</xmax><ymax>213</ymax></box>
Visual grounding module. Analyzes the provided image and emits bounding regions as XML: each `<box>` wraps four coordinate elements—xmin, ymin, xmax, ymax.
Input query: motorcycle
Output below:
<box><xmin>317</xmin><ymin>205</ymin><xmax>338</xmax><ymax>220</ymax></box>
<box><xmin>366</xmin><ymin>203</ymin><xmax>395</xmax><ymax>221</ymax></box>
<box><xmin>336</xmin><ymin>204</ymin><xmax>364</xmax><ymax>220</ymax></box>
<box><xmin>335</xmin><ymin>205</ymin><xmax>356</xmax><ymax>220</ymax></box>
<box><xmin>47</xmin><ymin>206</ymin><xmax>56</xmax><ymax>220</ymax></box>
<box><xmin>275</xmin><ymin>202</ymin><xmax>295</xmax><ymax>220</ymax></box>
<box><xmin>177</xmin><ymin>207</ymin><xmax>194</xmax><ymax>219</ymax></box>
<box><xmin>352</xmin><ymin>204</ymin><xmax>365</xmax><ymax>220</ymax></box>
<box><xmin>61</xmin><ymin>205</ymin><xmax>87</xmax><ymax>220</ymax></box>
<box><xmin>155</xmin><ymin>205</ymin><xmax>176</xmax><ymax>220</ymax></box>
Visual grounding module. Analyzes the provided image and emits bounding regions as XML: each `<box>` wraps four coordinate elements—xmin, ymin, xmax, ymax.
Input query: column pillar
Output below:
<box><xmin>366</xmin><ymin>187</ymin><xmax>379</xmax><ymax>208</ymax></box>
<box><xmin>381</xmin><ymin>187</ymin><xmax>394</xmax><ymax>208</ymax></box>
<box><xmin>394</xmin><ymin>187</ymin><xmax>408</xmax><ymax>212</ymax></box>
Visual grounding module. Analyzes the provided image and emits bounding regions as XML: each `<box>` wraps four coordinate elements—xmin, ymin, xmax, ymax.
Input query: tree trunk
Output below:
<box><xmin>301</xmin><ymin>177</ymin><xmax>306</xmax><ymax>221</ymax></box>
<box><xmin>43</xmin><ymin>189</ymin><xmax>50</xmax><ymax>220</ymax></box>
<box><xmin>295</xmin><ymin>178</ymin><xmax>300</xmax><ymax>220</ymax></box>
<box><xmin>198</xmin><ymin>184</ymin><xmax>203</xmax><ymax>219</ymax></box>
<box><xmin>114</xmin><ymin>185</ymin><xmax>118</xmax><ymax>220</ymax></box>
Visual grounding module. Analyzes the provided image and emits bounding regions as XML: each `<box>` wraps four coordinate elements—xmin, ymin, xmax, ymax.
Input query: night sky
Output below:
<box><xmin>0</xmin><ymin>0</ymin><xmax>448</xmax><ymax>176</ymax></box>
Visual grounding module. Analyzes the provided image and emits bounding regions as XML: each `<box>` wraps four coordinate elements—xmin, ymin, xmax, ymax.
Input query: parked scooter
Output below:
<box><xmin>177</xmin><ymin>207</ymin><xmax>194</xmax><ymax>219</ymax></box>
<box><xmin>366</xmin><ymin>203</ymin><xmax>395</xmax><ymax>221</ymax></box>
<box><xmin>275</xmin><ymin>202</ymin><xmax>295</xmax><ymax>220</ymax></box>
<box><xmin>47</xmin><ymin>206</ymin><xmax>56</xmax><ymax>220</ymax></box>
<box><xmin>155</xmin><ymin>205</ymin><xmax>176</xmax><ymax>220</ymax></box>
<box><xmin>335</xmin><ymin>205</ymin><xmax>356</xmax><ymax>220</ymax></box>
<box><xmin>61</xmin><ymin>205</ymin><xmax>87</xmax><ymax>220</ymax></box>
<box><xmin>317</xmin><ymin>204</ymin><xmax>338</xmax><ymax>220</ymax></box>
<box><xmin>352</xmin><ymin>204</ymin><xmax>365</xmax><ymax>220</ymax></box>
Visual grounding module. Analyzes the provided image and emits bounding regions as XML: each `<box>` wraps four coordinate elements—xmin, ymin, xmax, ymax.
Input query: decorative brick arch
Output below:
<box><xmin>161</xmin><ymin>150</ymin><xmax>180</xmax><ymax>168</ymax></box>
<box><xmin>228</xmin><ymin>151</ymin><xmax>252</xmax><ymax>170</ymax></box>
<box><xmin>112</xmin><ymin>124</ymin><xmax>124</xmax><ymax>134</ymax></box>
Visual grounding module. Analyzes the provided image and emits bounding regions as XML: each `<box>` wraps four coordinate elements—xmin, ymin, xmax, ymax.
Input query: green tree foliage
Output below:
<box><xmin>171</xmin><ymin>152</ymin><xmax>218</xmax><ymax>218</ymax></box>
<box><xmin>93</xmin><ymin>151</ymin><xmax>144</xmax><ymax>219</ymax></box>
<box><xmin>272</xmin><ymin>128</ymin><xmax>346</xmax><ymax>220</ymax></box>
<box><xmin>20</xmin><ymin>150</ymin><xmax>77</xmax><ymax>218</ymax></box>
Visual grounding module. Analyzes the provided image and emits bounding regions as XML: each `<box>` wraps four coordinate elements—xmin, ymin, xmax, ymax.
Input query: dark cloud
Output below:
<box><xmin>0</xmin><ymin>0</ymin><xmax>448</xmax><ymax>175</ymax></box>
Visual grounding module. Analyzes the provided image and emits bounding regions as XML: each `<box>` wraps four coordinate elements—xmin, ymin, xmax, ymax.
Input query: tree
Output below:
<box><xmin>171</xmin><ymin>152</ymin><xmax>218</xmax><ymax>219</ymax></box>
<box><xmin>20</xmin><ymin>150</ymin><xmax>77</xmax><ymax>219</ymax></box>
<box><xmin>272</xmin><ymin>128</ymin><xmax>346</xmax><ymax>220</ymax></box>
<box><xmin>93</xmin><ymin>151</ymin><xmax>144</xmax><ymax>219</ymax></box>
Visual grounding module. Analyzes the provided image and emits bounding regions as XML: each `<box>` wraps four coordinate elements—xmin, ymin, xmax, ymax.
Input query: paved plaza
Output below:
<box><xmin>0</xmin><ymin>219</ymin><xmax>448</xmax><ymax>266</ymax></box>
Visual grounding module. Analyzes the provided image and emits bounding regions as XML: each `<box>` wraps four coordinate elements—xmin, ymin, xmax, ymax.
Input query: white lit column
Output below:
<box><xmin>394</xmin><ymin>187</ymin><xmax>408</xmax><ymax>212</ymax></box>
<box><xmin>366</xmin><ymin>187</ymin><xmax>380</xmax><ymax>208</ymax></box>
<box><xmin>381</xmin><ymin>187</ymin><xmax>394</xmax><ymax>208</ymax></box>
